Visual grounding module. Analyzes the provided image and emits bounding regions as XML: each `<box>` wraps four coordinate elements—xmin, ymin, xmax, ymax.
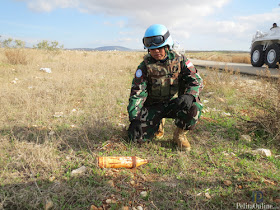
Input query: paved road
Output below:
<box><xmin>191</xmin><ymin>59</ymin><xmax>280</xmax><ymax>78</ymax></box>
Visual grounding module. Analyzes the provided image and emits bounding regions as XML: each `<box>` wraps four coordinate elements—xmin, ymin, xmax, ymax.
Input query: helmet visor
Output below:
<box><xmin>143</xmin><ymin>31</ymin><xmax>170</xmax><ymax>48</ymax></box>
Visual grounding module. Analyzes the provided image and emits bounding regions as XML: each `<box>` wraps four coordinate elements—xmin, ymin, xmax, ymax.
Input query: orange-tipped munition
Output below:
<box><xmin>98</xmin><ymin>156</ymin><xmax>148</xmax><ymax>169</ymax></box>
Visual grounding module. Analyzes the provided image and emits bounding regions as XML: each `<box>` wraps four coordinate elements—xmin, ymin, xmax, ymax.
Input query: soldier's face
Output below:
<box><xmin>150</xmin><ymin>47</ymin><xmax>166</xmax><ymax>61</ymax></box>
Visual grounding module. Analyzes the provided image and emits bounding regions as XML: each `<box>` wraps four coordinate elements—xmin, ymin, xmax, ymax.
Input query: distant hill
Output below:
<box><xmin>70</xmin><ymin>46</ymin><xmax>133</xmax><ymax>51</ymax></box>
<box><xmin>94</xmin><ymin>46</ymin><xmax>132</xmax><ymax>51</ymax></box>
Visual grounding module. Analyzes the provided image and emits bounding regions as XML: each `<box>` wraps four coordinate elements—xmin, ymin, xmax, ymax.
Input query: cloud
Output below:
<box><xmin>14</xmin><ymin>0</ymin><xmax>280</xmax><ymax>50</ymax></box>
<box><xmin>15</xmin><ymin>0</ymin><xmax>230</xmax><ymax>43</ymax></box>
<box><xmin>17</xmin><ymin>0</ymin><xmax>229</xmax><ymax>21</ymax></box>
<box><xmin>16</xmin><ymin>0</ymin><xmax>79</xmax><ymax>12</ymax></box>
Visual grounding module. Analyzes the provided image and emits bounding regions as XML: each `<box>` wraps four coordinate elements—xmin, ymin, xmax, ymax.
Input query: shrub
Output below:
<box><xmin>4</xmin><ymin>48</ymin><xmax>28</xmax><ymax>65</ymax></box>
<box><xmin>33</xmin><ymin>40</ymin><xmax>64</xmax><ymax>53</ymax></box>
<box><xmin>247</xmin><ymin>75</ymin><xmax>280</xmax><ymax>144</ymax></box>
<box><xmin>1</xmin><ymin>38</ymin><xmax>28</xmax><ymax>65</ymax></box>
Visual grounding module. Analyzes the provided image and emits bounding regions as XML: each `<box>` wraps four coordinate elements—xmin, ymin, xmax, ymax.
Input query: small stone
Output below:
<box><xmin>71</xmin><ymin>166</ymin><xmax>87</xmax><ymax>176</ymax></box>
<box><xmin>140</xmin><ymin>191</ymin><xmax>148</xmax><ymax>198</ymax></box>
<box><xmin>196</xmin><ymin>192</ymin><xmax>202</xmax><ymax>196</ymax></box>
<box><xmin>217</xmin><ymin>97</ymin><xmax>225</xmax><ymax>103</ymax></box>
<box><xmin>240</xmin><ymin>135</ymin><xmax>251</xmax><ymax>142</ymax></box>
<box><xmin>49</xmin><ymin>176</ymin><xmax>55</xmax><ymax>182</ymax></box>
<box><xmin>106</xmin><ymin>199</ymin><xmax>116</xmax><ymax>204</ymax></box>
<box><xmin>106</xmin><ymin>199</ymin><xmax>112</xmax><ymax>204</ymax></box>
<box><xmin>137</xmin><ymin>206</ymin><xmax>143</xmax><ymax>210</ymax></box>
<box><xmin>45</xmin><ymin>198</ymin><xmax>54</xmax><ymax>210</ymax></box>
<box><xmin>118</xmin><ymin>123</ymin><xmax>126</xmax><ymax>128</ymax></box>
<box><xmin>90</xmin><ymin>205</ymin><xmax>99</xmax><ymax>210</ymax></box>
<box><xmin>48</xmin><ymin>131</ymin><xmax>55</xmax><ymax>136</ymax></box>
<box><xmin>252</xmin><ymin>148</ymin><xmax>272</xmax><ymax>157</ymax></box>
<box><xmin>130</xmin><ymin>180</ymin><xmax>135</xmax><ymax>185</ymax></box>
<box><xmin>222</xmin><ymin>151</ymin><xmax>235</xmax><ymax>156</ymax></box>
<box><xmin>205</xmin><ymin>192</ymin><xmax>211</xmax><ymax>199</ymax></box>
<box><xmin>223</xmin><ymin>180</ymin><xmax>232</xmax><ymax>186</ymax></box>
<box><xmin>121</xmin><ymin>206</ymin><xmax>129</xmax><ymax>210</ymax></box>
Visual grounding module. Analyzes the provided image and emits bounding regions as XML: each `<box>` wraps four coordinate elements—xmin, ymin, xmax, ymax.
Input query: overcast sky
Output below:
<box><xmin>1</xmin><ymin>0</ymin><xmax>280</xmax><ymax>51</ymax></box>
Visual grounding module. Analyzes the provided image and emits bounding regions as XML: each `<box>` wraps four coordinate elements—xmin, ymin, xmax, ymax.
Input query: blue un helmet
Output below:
<box><xmin>143</xmin><ymin>24</ymin><xmax>174</xmax><ymax>50</ymax></box>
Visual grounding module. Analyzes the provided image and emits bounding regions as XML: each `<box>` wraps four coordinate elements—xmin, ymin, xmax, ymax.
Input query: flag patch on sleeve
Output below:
<box><xmin>185</xmin><ymin>60</ymin><xmax>194</xmax><ymax>68</ymax></box>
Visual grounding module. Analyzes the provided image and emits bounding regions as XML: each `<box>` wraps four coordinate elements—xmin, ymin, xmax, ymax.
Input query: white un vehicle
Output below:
<box><xmin>251</xmin><ymin>27</ymin><xmax>280</xmax><ymax>68</ymax></box>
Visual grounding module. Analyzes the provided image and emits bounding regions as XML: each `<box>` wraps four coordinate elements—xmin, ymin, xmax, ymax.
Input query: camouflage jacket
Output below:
<box><xmin>127</xmin><ymin>50</ymin><xmax>203</xmax><ymax>121</ymax></box>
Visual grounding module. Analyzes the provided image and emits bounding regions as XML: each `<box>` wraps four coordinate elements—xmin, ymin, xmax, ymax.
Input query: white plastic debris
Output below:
<box><xmin>11</xmin><ymin>78</ymin><xmax>19</xmax><ymax>84</ymax></box>
<box><xmin>140</xmin><ymin>191</ymin><xmax>148</xmax><ymax>198</ymax></box>
<box><xmin>252</xmin><ymin>148</ymin><xmax>272</xmax><ymax>157</ymax></box>
<box><xmin>203</xmin><ymin>100</ymin><xmax>209</xmax><ymax>104</ymax></box>
<box><xmin>71</xmin><ymin>166</ymin><xmax>87</xmax><ymax>176</ymax></box>
<box><xmin>40</xmin><ymin>68</ymin><xmax>52</xmax><ymax>73</ymax></box>
<box><xmin>221</xmin><ymin>112</ymin><xmax>231</xmax><ymax>116</ymax></box>
<box><xmin>53</xmin><ymin>112</ymin><xmax>63</xmax><ymax>118</ymax></box>
<box><xmin>222</xmin><ymin>151</ymin><xmax>236</xmax><ymax>156</ymax></box>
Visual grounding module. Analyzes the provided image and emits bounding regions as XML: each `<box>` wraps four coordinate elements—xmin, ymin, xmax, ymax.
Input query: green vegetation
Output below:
<box><xmin>0</xmin><ymin>50</ymin><xmax>279</xmax><ymax>209</ymax></box>
<box><xmin>33</xmin><ymin>40</ymin><xmax>64</xmax><ymax>51</ymax></box>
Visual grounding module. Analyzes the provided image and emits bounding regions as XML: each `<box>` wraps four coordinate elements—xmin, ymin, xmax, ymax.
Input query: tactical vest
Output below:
<box><xmin>144</xmin><ymin>51</ymin><xmax>182</xmax><ymax>102</ymax></box>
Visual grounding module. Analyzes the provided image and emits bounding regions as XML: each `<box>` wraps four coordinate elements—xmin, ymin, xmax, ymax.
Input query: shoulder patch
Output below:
<box><xmin>185</xmin><ymin>60</ymin><xmax>196</xmax><ymax>73</ymax></box>
<box><xmin>185</xmin><ymin>60</ymin><xmax>194</xmax><ymax>68</ymax></box>
<box><xmin>135</xmin><ymin>69</ymin><xmax>142</xmax><ymax>78</ymax></box>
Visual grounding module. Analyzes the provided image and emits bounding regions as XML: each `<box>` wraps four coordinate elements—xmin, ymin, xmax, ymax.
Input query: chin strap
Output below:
<box><xmin>159</xmin><ymin>46</ymin><xmax>169</xmax><ymax>63</ymax></box>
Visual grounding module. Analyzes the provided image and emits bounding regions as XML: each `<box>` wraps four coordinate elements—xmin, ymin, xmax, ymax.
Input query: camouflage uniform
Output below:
<box><xmin>127</xmin><ymin>50</ymin><xmax>203</xmax><ymax>141</ymax></box>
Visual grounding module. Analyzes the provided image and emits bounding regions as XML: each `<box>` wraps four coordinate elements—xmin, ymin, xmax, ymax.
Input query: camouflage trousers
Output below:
<box><xmin>128</xmin><ymin>100</ymin><xmax>203</xmax><ymax>141</ymax></box>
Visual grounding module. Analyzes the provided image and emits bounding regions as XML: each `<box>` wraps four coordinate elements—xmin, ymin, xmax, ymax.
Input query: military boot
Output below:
<box><xmin>173</xmin><ymin>127</ymin><xmax>191</xmax><ymax>151</ymax></box>
<box><xmin>154</xmin><ymin>118</ymin><xmax>165</xmax><ymax>139</ymax></box>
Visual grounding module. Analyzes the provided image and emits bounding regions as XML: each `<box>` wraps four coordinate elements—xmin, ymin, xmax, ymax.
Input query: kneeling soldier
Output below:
<box><xmin>127</xmin><ymin>24</ymin><xmax>203</xmax><ymax>151</ymax></box>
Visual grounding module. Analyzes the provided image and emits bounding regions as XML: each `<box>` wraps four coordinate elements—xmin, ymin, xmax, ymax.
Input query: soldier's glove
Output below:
<box><xmin>174</xmin><ymin>95</ymin><xmax>194</xmax><ymax>110</ymax></box>
<box><xmin>128</xmin><ymin>120</ymin><xmax>143</xmax><ymax>142</ymax></box>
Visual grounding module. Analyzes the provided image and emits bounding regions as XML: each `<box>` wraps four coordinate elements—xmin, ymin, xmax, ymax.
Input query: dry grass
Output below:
<box><xmin>187</xmin><ymin>51</ymin><xmax>250</xmax><ymax>64</ymax></box>
<box><xmin>0</xmin><ymin>49</ymin><xmax>146</xmax><ymax>178</ymax></box>
<box><xmin>245</xmin><ymin>74</ymin><xmax>280</xmax><ymax>144</ymax></box>
<box><xmin>4</xmin><ymin>48</ymin><xmax>28</xmax><ymax>65</ymax></box>
<box><xmin>0</xmin><ymin>49</ymin><xmax>279</xmax><ymax>209</ymax></box>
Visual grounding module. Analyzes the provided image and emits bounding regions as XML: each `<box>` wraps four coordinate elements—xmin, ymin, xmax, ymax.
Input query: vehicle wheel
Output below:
<box><xmin>251</xmin><ymin>45</ymin><xmax>264</xmax><ymax>67</ymax></box>
<box><xmin>264</xmin><ymin>43</ymin><xmax>280</xmax><ymax>68</ymax></box>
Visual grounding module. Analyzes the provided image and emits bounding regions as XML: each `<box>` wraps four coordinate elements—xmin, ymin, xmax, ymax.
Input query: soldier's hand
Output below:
<box><xmin>174</xmin><ymin>95</ymin><xmax>194</xmax><ymax>110</ymax></box>
<box><xmin>128</xmin><ymin>120</ymin><xmax>143</xmax><ymax>142</ymax></box>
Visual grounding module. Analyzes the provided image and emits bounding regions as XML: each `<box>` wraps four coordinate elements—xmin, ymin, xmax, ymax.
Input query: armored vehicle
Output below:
<box><xmin>251</xmin><ymin>27</ymin><xmax>280</xmax><ymax>68</ymax></box>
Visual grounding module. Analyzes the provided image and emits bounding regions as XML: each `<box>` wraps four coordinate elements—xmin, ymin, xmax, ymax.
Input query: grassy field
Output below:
<box><xmin>187</xmin><ymin>51</ymin><xmax>251</xmax><ymax>64</ymax></box>
<box><xmin>0</xmin><ymin>49</ymin><xmax>279</xmax><ymax>210</ymax></box>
